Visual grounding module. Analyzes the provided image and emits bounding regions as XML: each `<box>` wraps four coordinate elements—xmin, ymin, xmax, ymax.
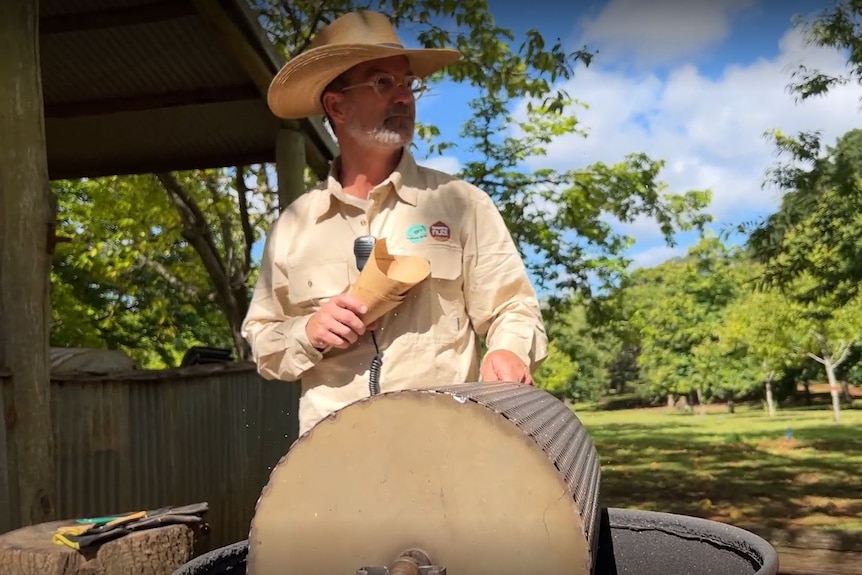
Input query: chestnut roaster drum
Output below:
<box><xmin>172</xmin><ymin>382</ymin><xmax>780</xmax><ymax>575</ymax></box>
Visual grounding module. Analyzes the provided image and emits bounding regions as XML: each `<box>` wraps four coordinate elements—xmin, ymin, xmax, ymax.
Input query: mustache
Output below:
<box><xmin>386</xmin><ymin>105</ymin><xmax>413</xmax><ymax>119</ymax></box>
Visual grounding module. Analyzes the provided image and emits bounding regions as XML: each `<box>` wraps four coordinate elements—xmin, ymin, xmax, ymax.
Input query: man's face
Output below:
<box><xmin>329</xmin><ymin>56</ymin><xmax>418</xmax><ymax>149</ymax></box>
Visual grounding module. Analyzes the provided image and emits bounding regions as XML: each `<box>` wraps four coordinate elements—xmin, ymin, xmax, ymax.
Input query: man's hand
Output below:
<box><xmin>480</xmin><ymin>350</ymin><xmax>533</xmax><ymax>385</ymax></box>
<box><xmin>305</xmin><ymin>294</ymin><xmax>370</xmax><ymax>350</ymax></box>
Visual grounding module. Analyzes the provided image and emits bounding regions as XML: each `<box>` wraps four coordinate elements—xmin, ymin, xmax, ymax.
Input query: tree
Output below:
<box><xmin>717</xmin><ymin>287</ymin><xmax>805</xmax><ymax>417</ymax></box>
<box><xmin>544</xmin><ymin>302</ymin><xmax>618</xmax><ymax>402</ymax></box>
<box><xmin>620</xmin><ymin>236</ymin><xmax>752</xmax><ymax>405</ymax></box>
<box><xmin>786</xmin><ymin>0</ymin><xmax>862</xmax><ymax>104</ymax></box>
<box><xmin>743</xmin><ymin>0</ymin><xmax>862</xmax><ymax>302</ymax></box>
<box><xmin>533</xmin><ymin>341</ymin><xmax>579</xmax><ymax>400</ymax></box>
<box><xmin>742</xmin><ymin>128</ymin><xmax>862</xmax><ymax>416</ymax></box>
<box><xmin>737</xmin><ymin>3</ymin><xmax>862</xmax><ymax>410</ymax></box>
<box><xmin>792</xmin><ymin>285</ymin><xmax>862</xmax><ymax>424</ymax></box>
<box><xmin>721</xmin><ymin>274</ymin><xmax>862</xmax><ymax>423</ymax></box>
<box><xmin>747</xmin><ymin>129</ymin><xmax>862</xmax><ymax>307</ymax></box>
<box><xmin>690</xmin><ymin>337</ymin><xmax>765</xmax><ymax>415</ymax></box>
<box><xmin>51</xmin><ymin>166</ymin><xmax>280</xmax><ymax>367</ymax></box>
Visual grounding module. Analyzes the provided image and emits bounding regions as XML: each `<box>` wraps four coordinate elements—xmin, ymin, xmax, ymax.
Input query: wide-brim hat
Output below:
<box><xmin>267</xmin><ymin>11</ymin><xmax>462</xmax><ymax>120</ymax></box>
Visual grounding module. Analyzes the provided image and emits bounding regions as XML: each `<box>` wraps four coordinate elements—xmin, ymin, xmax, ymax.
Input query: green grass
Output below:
<box><xmin>571</xmin><ymin>402</ymin><xmax>862</xmax><ymax>537</ymax></box>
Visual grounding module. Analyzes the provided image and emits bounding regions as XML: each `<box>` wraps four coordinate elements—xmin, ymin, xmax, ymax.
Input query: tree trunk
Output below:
<box><xmin>227</xmin><ymin>295</ymin><xmax>251</xmax><ymax>361</ymax></box>
<box><xmin>840</xmin><ymin>379</ymin><xmax>852</xmax><ymax>404</ymax></box>
<box><xmin>824</xmin><ymin>360</ymin><xmax>842</xmax><ymax>424</ymax></box>
<box><xmin>666</xmin><ymin>393</ymin><xmax>674</xmax><ymax>410</ymax></box>
<box><xmin>156</xmin><ymin>173</ymin><xmax>252</xmax><ymax>362</ymax></box>
<box><xmin>0</xmin><ymin>0</ymin><xmax>57</xmax><ymax>527</ymax></box>
<box><xmin>695</xmin><ymin>387</ymin><xmax>706</xmax><ymax>415</ymax></box>
<box><xmin>765</xmin><ymin>380</ymin><xmax>776</xmax><ymax>418</ymax></box>
<box><xmin>726</xmin><ymin>399</ymin><xmax>735</xmax><ymax>414</ymax></box>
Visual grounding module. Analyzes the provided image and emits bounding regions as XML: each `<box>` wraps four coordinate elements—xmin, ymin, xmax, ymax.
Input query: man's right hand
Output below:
<box><xmin>305</xmin><ymin>294</ymin><xmax>369</xmax><ymax>351</ymax></box>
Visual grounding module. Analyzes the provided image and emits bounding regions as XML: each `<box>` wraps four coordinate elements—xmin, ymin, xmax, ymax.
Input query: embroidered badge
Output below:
<box><xmin>406</xmin><ymin>223</ymin><xmax>427</xmax><ymax>244</ymax></box>
<box><xmin>430</xmin><ymin>221</ymin><xmax>451</xmax><ymax>241</ymax></box>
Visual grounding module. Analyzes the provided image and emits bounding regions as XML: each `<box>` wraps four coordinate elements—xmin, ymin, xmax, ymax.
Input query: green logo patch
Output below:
<box><xmin>406</xmin><ymin>224</ymin><xmax>427</xmax><ymax>244</ymax></box>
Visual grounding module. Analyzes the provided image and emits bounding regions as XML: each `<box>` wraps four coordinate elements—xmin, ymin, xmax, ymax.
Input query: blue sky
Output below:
<box><xmin>400</xmin><ymin>0</ymin><xmax>860</xmax><ymax>273</ymax></box>
<box><xmin>255</xmin><ymin>1</ymin><xmax>860</xmax><ymax>293</ymax></box>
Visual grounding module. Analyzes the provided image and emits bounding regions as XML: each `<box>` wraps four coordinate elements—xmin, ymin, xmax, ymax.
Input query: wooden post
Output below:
<box><xmin>276</xmin><ymin>124</ymin><xmax>309</xmax><ymax>211</ymax></box>
<box><xmin>0</xmin><ymin>0</ymin><xmax>57</xmax><ymax>528</ymax></box>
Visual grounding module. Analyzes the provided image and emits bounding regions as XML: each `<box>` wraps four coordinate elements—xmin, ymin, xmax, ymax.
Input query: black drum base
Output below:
<box><xmin>172</xmin><ymin>508</ymin><xmax>779</xmax><ymax>575</ymax></box>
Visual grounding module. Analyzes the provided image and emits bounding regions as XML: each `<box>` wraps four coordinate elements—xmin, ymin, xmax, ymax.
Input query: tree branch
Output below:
<box><xmin>155</xmin><ymin>171</ymin><xmax>239</xmax><ymax>319</ymax></box>
<box><xmin>235</xmin><ymin>166</ymin><xmax>255</xmax><ymax>278</ymax></box>
<box><xmin>292</xmin><ymin>3</ymin><xmax>330</xmax><ymax>55</ymax></box>
<box><xmin>251</xmin><ymin>214</ymin><xmax>271</xmax><ymax>233</ymax></box>
<box><xmin>204</xmin><ymin>172</ymin><xmax>236</xmax><ymax>272</ymax></box>
<box><xmin>279</xmin><ymin>2</ymin><xmax>302</xmax><ymax>36</ymax></box>
<box><xmin>253</xmin><ymin>171</ymin><xmax>278</xmax><ymax>210</ymax></box>
<box><xmin>156</xmin><ymin>172</ymin><xmax>228</xmax><ymax>280</ymax></box>
<box><xmin>134</xmin><ymin>254</ymin><xmax>208</xmax><ymax>302</ymax></box>
<box><xmin>155</xmin><ymin>171</ymin><xmax>253</xmax><ymax>361</ymax></box>
<box><xmin>834</xmin><ymin>339</ymin><xmax>852</xmax><ymax>368</ymax></box>
<box><xmin>807</xmin><ymin>351</ymin><xmax>827</xmax><ymax>365</ymax></box>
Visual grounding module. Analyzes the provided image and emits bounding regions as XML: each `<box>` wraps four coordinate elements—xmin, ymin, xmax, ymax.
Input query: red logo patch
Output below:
<box><xmin>429</xmin><ymin>221</ymin><xmax>450</xmax><ymax>241</ymax></box>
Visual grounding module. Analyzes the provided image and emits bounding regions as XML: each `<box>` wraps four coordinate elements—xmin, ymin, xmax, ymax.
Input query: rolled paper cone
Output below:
<box><xmin>348</xmin><ymin>238</ymin><xmax>430</xmax><ymax>326</ymax></box>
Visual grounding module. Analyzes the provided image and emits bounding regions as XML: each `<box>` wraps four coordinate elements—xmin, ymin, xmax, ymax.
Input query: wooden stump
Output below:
<box><xmin>0</xmin><ymin>520</ymin><xmax>198</xmax><ymax>575</ymax></box>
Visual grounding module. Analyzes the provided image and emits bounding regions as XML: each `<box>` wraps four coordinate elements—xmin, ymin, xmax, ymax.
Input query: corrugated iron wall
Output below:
<box><xmin>47</xmin><ymin>363</ymin><xmax>300</xmax><ymax>550</ymax></box>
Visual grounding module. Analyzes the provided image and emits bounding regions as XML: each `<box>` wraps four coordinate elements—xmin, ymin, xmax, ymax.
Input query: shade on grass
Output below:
<box><xmin>573</xmin><ymin>403</ymin><xmax>862</xmax><ymax>535</ymax></box>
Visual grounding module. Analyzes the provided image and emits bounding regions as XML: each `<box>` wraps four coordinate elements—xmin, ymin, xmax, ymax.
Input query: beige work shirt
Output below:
<box><xmin>242</xmin><ymin>149</ymin><xmax>548</xmax><ymax>436</ymax></box>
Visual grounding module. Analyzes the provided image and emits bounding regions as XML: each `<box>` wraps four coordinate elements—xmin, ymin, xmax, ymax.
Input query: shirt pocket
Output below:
<box><xmin>285</xmin><ymin>258</ymin><xmax>351</xmax><ymax>312</ymax></box>
<box><xmin>414</xmin><ymin>243</ymin><xmax>467</xmax><ymax>339</ymax></box>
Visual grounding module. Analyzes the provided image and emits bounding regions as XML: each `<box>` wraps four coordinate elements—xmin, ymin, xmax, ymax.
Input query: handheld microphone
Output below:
<box><xmin>353</xmin><ymin>235</ymin><xmax>376</xmax><ymax>272</ymax></box>
<box><xmin>353</xmin><ymin>235</ymin><xmax>382</xmax><ymax>396</ymax></box>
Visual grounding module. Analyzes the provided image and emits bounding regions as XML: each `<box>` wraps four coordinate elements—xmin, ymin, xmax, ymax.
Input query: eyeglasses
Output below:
<box><xmin>341</xmin><ymin>73</ymin><xmax>427</xmax><ymax>98</ymax></box>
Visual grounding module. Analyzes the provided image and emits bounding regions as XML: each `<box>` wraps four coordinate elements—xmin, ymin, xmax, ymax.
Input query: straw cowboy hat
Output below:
<box><xmin>267</xmin><ymin>11</ymin><xmax>462</xmax><ymax>119</ymax></box>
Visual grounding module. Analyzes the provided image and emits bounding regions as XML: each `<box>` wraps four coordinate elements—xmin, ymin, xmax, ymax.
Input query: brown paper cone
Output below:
<box><xmin>348</xmin><ymin>238</ymin><xmax>430</xmax><ymax>326</ymax></box>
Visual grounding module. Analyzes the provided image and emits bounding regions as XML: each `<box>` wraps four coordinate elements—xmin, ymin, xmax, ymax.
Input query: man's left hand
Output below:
<box><xmin>480</xmin><ymin>350</ymin><xmax>533</xmax><ymax>385</ymax></box>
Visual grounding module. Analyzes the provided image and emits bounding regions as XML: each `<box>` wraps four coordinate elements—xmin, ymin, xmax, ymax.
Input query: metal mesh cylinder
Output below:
<box><xmin>433</xmin><ymin>381</ymin><xmax>602</xmax><ymax>557</ymax></box>
<box><xmin>247</xmin><ymin>382</ymin><xmax>602</xmax><ymax>575</ymax></box>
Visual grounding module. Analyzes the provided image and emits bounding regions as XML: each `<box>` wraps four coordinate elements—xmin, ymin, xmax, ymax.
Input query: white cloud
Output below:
<box><xmin>419</xmin><ymin>155</ymin><xmax>461</xmax><ymax>175</ymax></box>
<box><xmin>518</xmin><ymin>24</ymin><xmax>862</xmax><ymax>253</ymax></box>
<box><xmin>629</xmin><ymin>245</ymin><xmax>687</xmax><ymax>269</ymax></box>
<box><xmin>577</xmin><ymin>0</ymin><xmax>758</xmax><ymax>67</ymax></box>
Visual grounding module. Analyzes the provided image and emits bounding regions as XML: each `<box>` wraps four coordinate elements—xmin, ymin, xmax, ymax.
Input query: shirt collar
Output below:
<box><xmin>315</xmin><ymin>148</ymin><xmax>419</xmax><ymax>220</ymax></box>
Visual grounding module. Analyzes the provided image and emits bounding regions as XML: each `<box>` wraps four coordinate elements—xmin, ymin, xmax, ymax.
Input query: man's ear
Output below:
<box><xmin>322</xmin><ymin>91</ymin><xmax>347</xmax><ymax>125</ymax></box>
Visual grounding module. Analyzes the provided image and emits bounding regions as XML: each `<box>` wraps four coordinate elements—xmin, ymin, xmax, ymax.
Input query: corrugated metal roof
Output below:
<box><xmin>41</xmin><ymin>0</ymin><xmax>155</xmax><ymax>18</ymax></box>
<box><xmin>41</xmin><ymin>17</ymin><xmax>248</xmax><ymax>102</ymax></box>
<box><xmin>39</xmin><ymin>0</ymin><xmax>337</xmax><ymax>180</ymax></box>
<box><xmin>47</xmin><ymin>99</ymin><xmax>279</xmax><ymax>179</ymax></box>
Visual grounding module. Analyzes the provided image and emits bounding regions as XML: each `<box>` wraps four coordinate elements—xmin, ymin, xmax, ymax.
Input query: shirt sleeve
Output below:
<box><xmin>462</xmin><ymin>190</ymin><xmax>549</xmax><ymax>373</ymax></box>
<box><xmin>240</xmin><ymin>217</ymin><xmax>323</xmax><ymax>382</ymax></box>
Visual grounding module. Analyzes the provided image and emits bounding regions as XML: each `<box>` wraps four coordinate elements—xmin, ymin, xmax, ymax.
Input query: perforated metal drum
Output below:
<box><xmin>247</xmin><ymin>382</ymin><xmax>602</xmax><ymax>575</ymax></box>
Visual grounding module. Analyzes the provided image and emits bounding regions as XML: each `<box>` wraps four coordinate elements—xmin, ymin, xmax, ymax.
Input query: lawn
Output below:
<box><xmin>571</xmin><ymin>401</ymin><xmax>862</xmax><ymax>539</ymax></box>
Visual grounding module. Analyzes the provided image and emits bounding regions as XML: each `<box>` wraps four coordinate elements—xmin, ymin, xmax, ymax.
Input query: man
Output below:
<box><xmin>242</xmin><ymin>10</ymin><xmax>548</xmax><ymax>436</ymax></box>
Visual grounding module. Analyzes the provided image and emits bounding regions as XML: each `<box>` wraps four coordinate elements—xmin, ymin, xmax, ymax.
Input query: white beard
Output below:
<box><xmin>345</xmin><ymin>119</ymin><xmax>413</xmax><ymax>149</ymax></box>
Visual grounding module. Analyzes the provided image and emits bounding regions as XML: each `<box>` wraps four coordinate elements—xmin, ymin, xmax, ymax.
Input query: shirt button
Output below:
<box><xmin>360</xmin><ymin>219</ymin><xmax>367</xmax><ymax>226</ymax></box>
<box><xmin>307</xmin><ymin>280</ymin><xmax>313</xmax><ymax>287</ymax></box>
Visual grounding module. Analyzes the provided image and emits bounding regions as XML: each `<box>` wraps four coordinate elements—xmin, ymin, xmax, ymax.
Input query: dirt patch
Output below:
<box><xmin>792</xmin><ymin>496</ymin><xmax>862</xmax><ymax>517</ymax></box>
<box><xmin>794</xmin><ymin>473</ymin><xmax>823</xmax><ymax>485</ymax></box>
<box><xmin>806</xmin><ymin>383</ymin><xmax>862</xmax><ymax>397</ymax></box>
<box><xmin>756</xmin><ymin>437</ymin><xmax>804</xmax><ymax>452</ymax></box>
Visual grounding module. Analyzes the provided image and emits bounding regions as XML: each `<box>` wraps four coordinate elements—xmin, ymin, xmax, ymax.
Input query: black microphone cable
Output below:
<box><xmin>353</xmin><ymin>235</ymin><xmax>383</xmax><ymax>396</ymax></box>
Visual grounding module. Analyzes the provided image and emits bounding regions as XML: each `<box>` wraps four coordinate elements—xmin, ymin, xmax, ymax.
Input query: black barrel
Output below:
<box><xmin>172</xmin><ymin>507</ymin><xmax>779</xmax><ymax>575</ymax></box>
